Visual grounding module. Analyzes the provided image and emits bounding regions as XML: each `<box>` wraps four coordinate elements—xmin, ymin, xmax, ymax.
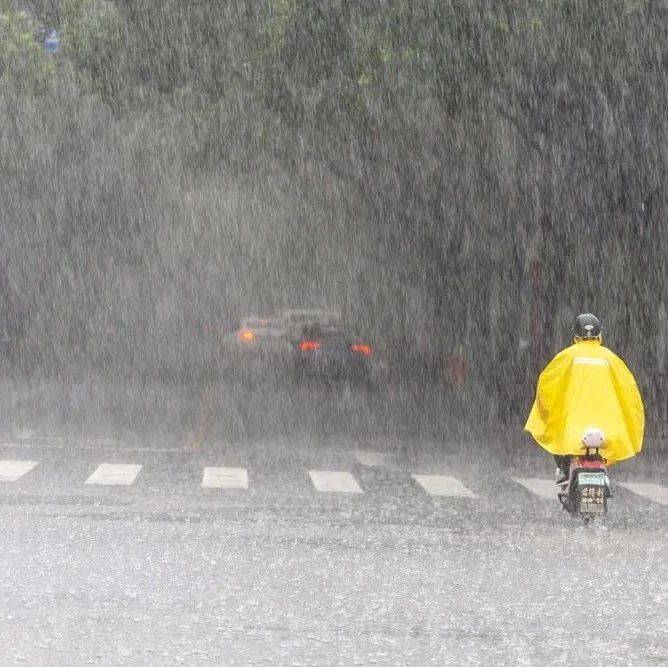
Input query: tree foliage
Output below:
<box><xmin>4</xmin><ymin>0</ymin><xmax>668</xmax><ymax>423</ymax></box>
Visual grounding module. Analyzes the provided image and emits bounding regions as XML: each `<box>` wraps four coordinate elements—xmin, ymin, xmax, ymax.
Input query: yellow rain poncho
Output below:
<box><xmin>525</xmin><ymin>339</ymin><xmax>644</xmax><ymax>464</ymax></box>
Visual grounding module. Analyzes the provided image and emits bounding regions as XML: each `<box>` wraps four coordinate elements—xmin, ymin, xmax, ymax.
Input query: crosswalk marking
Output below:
<box><xmin>85</xmin><ymin>463</ymin><xmax>142</xmax><ymax>486</ymax></box>
<box><xmin>514</xmin><ymin>478</ymin><xmax>556</xmax><ymax>500</ymax></box>
<box><xmin>309</xmin><ymin>470</ymin><xmax>363</xmax><ymax>494</ymax></box>
<box><xmin>0</xmin><ymin>453</ymin><xmax>666</xmax><ymax>509</ymax></box>
<box><xmin>201</xmin><ymin>467</ymin><xmax>248</xmax><ymax>489</ymax></box>
<box><xmin>0</xmin><ymin>460</ymin><xmax>39</xmax><ymax>482</ymax></box>
<box><xmin>620</xmin><ymin>482</ymin><xmax>668</xmax><ymax>506</ymax></box>
<box><xmin>411</xmin><ymin>474</ymin><xmax>477</xmax><ymax>498</ymax></box>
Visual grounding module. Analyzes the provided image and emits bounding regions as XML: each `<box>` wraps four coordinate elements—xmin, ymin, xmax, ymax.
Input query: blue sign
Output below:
<box><xmin>44</xmin><ymin>30</ymin><xmax>61</xmax><ymax>55</ymax></box>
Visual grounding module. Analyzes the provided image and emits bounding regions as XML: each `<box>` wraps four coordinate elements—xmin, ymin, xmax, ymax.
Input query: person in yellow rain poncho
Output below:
<box><xmin>525</xmin><ymin>313</ymin><xmax>644</xmax><ymax>482</ymax></box>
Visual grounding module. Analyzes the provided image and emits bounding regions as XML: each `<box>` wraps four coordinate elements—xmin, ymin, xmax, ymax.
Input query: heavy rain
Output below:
<box><xmin>1</xmin><ymin>1</ymin><xmax>667</xmax><ymax>664</ymax></box>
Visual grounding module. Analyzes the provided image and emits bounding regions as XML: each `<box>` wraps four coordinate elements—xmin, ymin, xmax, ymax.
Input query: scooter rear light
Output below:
<box><xmin>580</xmin><ymin>458</ymin><xmax>605</xmax><ymax>469</ymax></box>
<box><xmin>350</xmin><ymin>344</ymin><xmax>373</xmax><ymax>357</ymax></box>
<box><xmin>299</xmin><ymin>340</ymin><xmax>321</xmax><ymax>352</ymax></box>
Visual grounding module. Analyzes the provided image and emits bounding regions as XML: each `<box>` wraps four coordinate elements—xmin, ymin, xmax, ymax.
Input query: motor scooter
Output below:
<box><xmin>557</xmin><ymin>428</ymin><xmax>611</xmax><ymax>524</ymax></box>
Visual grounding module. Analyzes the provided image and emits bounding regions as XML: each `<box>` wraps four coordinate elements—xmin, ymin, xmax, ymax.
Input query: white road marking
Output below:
<box><xmin>309</xmin><ymin>470</ymin><xmax>363</xmax><ymax>494</ymax></box>
<box><xmin>0</xmin><ymin>442</ymin><xmax>184</xmax><ymax>453</ymax></box>
<box><xmin>514</xmin><ymin>478</ymin><xmax>556</xmax><ymax>500</ymax></box>
<box><xmin>85</xmin><ymin>463</ymin><xmax>142</xmax><ymax>486</ymax></box>
<box><xmin>411</xmin><ymin>474</ymin><xmax>477</xmax><ymax>498</ymax></box>
<box><xmin>201</xmin><ymin>467</ymin><xmax>248</xmax><ymax>489</ymax></box>
<box><xmin>12</xmin><ymin>432</ymin><xmax>124</xmax><ymax>446</ymax></box>
<box><xmin>0</xmin><ymin>460</ymin><xmax>39</xmax><ymax>482</ymax></box>
<box><xmin>354</xmin><ymin>450</ymin><xmax>394</xmax><ymax>467</ymax></box>
<box><xmin>620</xmin><ymin>482</ymin><xmax>668</xmax><ymax>506</ymax></box>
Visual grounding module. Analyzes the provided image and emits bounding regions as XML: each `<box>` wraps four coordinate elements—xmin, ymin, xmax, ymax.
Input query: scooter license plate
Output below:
<box><xmin>578</xmin><ymin>472</ymin><xmax>606</xmax><ymax>486</ymax></box>
<box><xmin>580</xmin><ymin>485</ymin><xmax>606</xmax><ymax>513</ymax></box>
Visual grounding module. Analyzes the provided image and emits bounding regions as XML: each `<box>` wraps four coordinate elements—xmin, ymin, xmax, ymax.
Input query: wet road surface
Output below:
<box><xmin>1</xmin><ymin>435</ymin><xmax>667</xmax><ymax>665</ymax></box>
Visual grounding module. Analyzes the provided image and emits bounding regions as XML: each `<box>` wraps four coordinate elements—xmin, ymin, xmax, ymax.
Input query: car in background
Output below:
<box><xmin>221</xmin><ymin>316</ymin><xmax>291</xmax><ymax>381</ymax></box>
<box><xmin>224</xmin><ymin>317</ymin><xmax>289</xmax><ymax>355</ymax></box>
<box><xmin>280</xmin><ymin>309</ymin><xmax>341</xmax><ymax>339</ymax></box>
<box><xmin>290</xmin><ymin>322</ymin><xmax>375</xmax><ymax>385</ymax></box>
<box><xmin>234</xmin><ymin>317</ymin><xmax>283</xmax><ymax>345</ymax></box>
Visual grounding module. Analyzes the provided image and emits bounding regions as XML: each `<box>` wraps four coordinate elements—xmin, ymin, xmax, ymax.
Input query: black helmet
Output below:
<box><xmin>573</xmin><ymin>313</ymin><xmax>602</xmax><ymax>341</ymax></box>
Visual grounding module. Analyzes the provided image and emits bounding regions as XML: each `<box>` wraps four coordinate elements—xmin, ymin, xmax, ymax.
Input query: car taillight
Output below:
<box><xmin>299</xmin><ymin>340</ymin><xmax>321</xmax><ymax>352</ymax></box>
<box><xmin>351</xmin><ymin>344</ymin><xmax>373</xmax><ymax>357</ymax></box>
<box><xmin>238</xmin><ymin>329</ymin><xmax>256</xmax><ymax>342</ymax></box>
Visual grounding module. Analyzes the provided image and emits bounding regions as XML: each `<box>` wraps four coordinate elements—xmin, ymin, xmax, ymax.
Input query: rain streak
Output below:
<box><xmin>1</xmin><ymin>2</ymin><xmax>667</xmax><ymax>664</ymax></box>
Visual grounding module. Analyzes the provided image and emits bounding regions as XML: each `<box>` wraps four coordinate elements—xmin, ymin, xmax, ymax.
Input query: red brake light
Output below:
<box><xmin>580</xmin><ymin>458</ymin><xmax>605</xmax><ymax>469</ymax></box>
<box><xmin>351</xmin><ymin>344</ymin><xmax>373</xmax><ymax>357</ymax></box>
<box><xmin>238</xmin><ymin>329</ymin><xmax>256</xmax><ymax>342</ymax></box>
<box><xmin>299</xmin><ymin>340</ymin><xmax>321</xmax><ymax>352</ymax></box>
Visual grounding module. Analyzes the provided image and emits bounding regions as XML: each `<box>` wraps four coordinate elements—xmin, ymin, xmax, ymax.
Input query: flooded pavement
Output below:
<box><xmin>1</xmin><ymin>434</ymin><xmax>666</xmax><ymax>665</ymax></box>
